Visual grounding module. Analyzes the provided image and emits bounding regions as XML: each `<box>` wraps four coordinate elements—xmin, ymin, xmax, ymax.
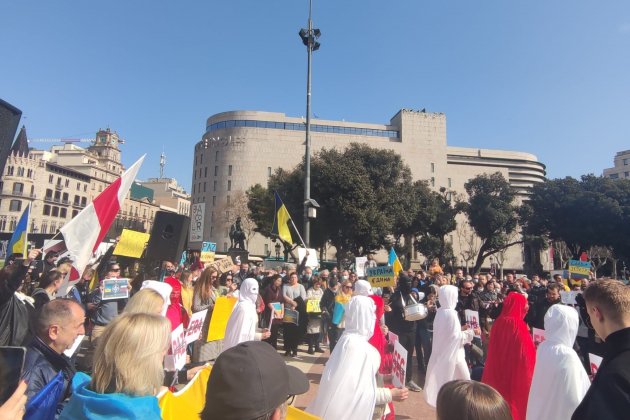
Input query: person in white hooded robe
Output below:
<box><xmin>423</xmin><ymin>284</ymin><xmax>476</xmax><ymax>407</ymax></box>
<box><xmin>526</xmin><ymin>304</ymin><xmax>590</xmax><ymax>420</ymax></box>
<box><xmin>222</xmin><ymin>278</ymin><xmax>269</xmax><ymax>353</ymax></box>
<box><xmin>307</xmin><ymin>295</ymin><xmax>380</xmax><ymax>420</ymax></box>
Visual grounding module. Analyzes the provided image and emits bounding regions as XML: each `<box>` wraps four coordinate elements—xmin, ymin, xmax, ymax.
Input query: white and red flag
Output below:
<box><xmin>58</xmin><ymin>155</ymin><xmax>145</xmax><ymax>287</ymax></box>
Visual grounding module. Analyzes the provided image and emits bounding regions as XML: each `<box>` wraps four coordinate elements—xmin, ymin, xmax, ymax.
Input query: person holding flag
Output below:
<box><xmin>5</xmin><ymin>203</ymin><xmax>30</xmax><ymax>263</ymax></box>
<box><xmin>271</xmin><ymin>191</ymin><xmax>293</xmax><ymax>245</ymax></box>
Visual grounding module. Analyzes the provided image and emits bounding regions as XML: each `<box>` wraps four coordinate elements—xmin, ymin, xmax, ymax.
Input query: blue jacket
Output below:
<box><xmin>59</xmin><ymin>372</ymin><xmax>162</xmax><ymax>419</ymax></box>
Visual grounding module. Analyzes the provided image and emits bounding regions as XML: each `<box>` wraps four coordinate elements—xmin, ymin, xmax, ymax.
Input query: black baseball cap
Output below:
<box><xmin>202</xmin><ymin>341</ymin><xmax>309</xmax><ymax>419</ymax></box>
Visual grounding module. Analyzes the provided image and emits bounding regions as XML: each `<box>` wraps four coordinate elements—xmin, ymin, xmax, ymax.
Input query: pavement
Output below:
<box><xmin>285</xmin><ymin>343</ymin><xmax>437</xmax><ymax>420</ymax></box>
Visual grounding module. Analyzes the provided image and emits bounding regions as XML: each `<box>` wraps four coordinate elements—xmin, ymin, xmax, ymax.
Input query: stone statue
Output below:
<box><xmin>229</xmin><ymin>216</ymin><xmax>246</xmax><ymax>250</ymax></box>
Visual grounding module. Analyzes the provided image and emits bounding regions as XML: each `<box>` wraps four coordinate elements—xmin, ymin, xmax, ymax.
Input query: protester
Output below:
<box><xmin>388</xmin><ymin>274</ymin><xmax>422</xmax><ymax>392</ymax></box>
<box><xmin>217</xmin><ymin>272</ymin><xmax>237</xmax><ymax>297</ymax></box>
<box><xmin>41</xmin><ymin>251</ymin><xmax>59</xmax><ymax>276</ymax></box>
<box><xmin>192</xmin><ymin>267</ymin><xmax>220</xmax><ymax>362</ymax></box>
<box><xmin>424</xmin><ymin>285</ymin><xmax>477</xmax><ymax>407</ymax></box>
<box><xmin>416</xmin><ymin>284</ymin><xmax>437</xmax><ymax>373</ymax></box>
<box><xmin>308</xmin><ymin>295</ymin><xmax>407</xmax><ymax>420</ymax></box>
<box><xmin>86</xmin><ymin>261</ymin><xmax>127</xmax><ymax>347</ymax></box>
<box><xmin>436</xmin><ymin>380</ymin><xmax>512</xmax><ymax>420</ymax></box>
<box><xmin>282</xmin><ymin>272</ymin><xmax>307</xmax><ymax>357</ymax></box>
<box><xmin>572</xmin><ymin>279</ymin><xmax>630</xmax><ymax>419</ymax></box>
<box><xmin>306</xmin><ymin>276</ymin><xmax>324</xmax><ymax>354</ymax></box>
<box><xmin>482</xmin><ymin>292</ymin><xmax>536</xmax><ymax>420</ymax></box>
<box><xmin>0</xmin><ymin>249</ymin><xmax>39</xmax><ymax>347</ymax></box>
<box><xmin>320</xmin><ymin>278</ymin><xmax>340</xmax><ymax>352</ymax></box>
<box><xmin>22</xmin><ymin>299</ymin><xmax>85</xmax><ymax>407</ymax></box>
<box><xmin>32</xmin><ymin>269</ymin><xmax>63</xmax><ymax>310</ymax></box>
<box><xmin>223</xmin><ymin>278</ymin><xmax>270</xmax><ymax>353</ymax></box>
<box><xmin>123</xmin><ymin>287</ymin><xmax>167</xmax><ymax>315</ymax></box>
<box><xmin>261</xmin><ymin>273</ymin><xmax>284</xmax><ymax>349</ymax></box>
<box><xmin>201</xmin><ymin>341</ymin><xmax>309</xmax><ymax>420</ymax></box>
<box><xmin>527</xmin><ymin>305</ymin><xmax>590</xmax><ymax>420</ymax></box>
<box><xmin>163</xmin><ymin>261</ymin><xmax>186</xmax><ymax>330</ymax></box>
<box><xmin>526</xmin><ymin>283</ymin><xmax>561</xmax><ymax>330</ymax></box>
<box><xmin>59</xmin><ymin>313</ymin><xmax>170</xmax><ymax>419</ymax></box>
<box><xmin>139</xmin><ymin>279</ymin><xmax>173</xmax><ymax>316</ymax></box>
<box><xmin>66</xmin><ymin>267</ymin><xmax>93</xmax><ymax>309</ymax></box>
<box><xmin>179</xmin><ymin>270</ymin><xmax>194</xmax><ymax>318</ymax></box>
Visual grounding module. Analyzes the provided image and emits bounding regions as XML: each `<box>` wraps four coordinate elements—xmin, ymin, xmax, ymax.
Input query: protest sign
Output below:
<box><xmin>355</xmin><ymin>257</ymin><xmax>367</xmax><ymax>278</ymax></box>
<box><xmin>185</xmin><ymin>309</ymin><xmax>208</xmax><ymax>345</ymax></box>
<box><xmin>388</xmin><ymin>331</ymin><xmax>399</xmax><ymax>345</ymax></box>
<box><xmin>267</xmin><ymin>302</ymin><xmax>285</xmax><ymax>328</ymax></box>
<box><xmin>113</xmin><ymin>229</ymin><xmax>150</xmax><ymax>258</ymax></box>
<box><xmin>165</xmin><ymin>324</ymin><xmax>186</xmax><ymax>371</ymax></box>
<box><xmin>306</xmin><ymin>298</ymin><xmax>321</xmax><ymax>313</ymax></box>
<box><xmin>200</xmin><ymin>242</ymin><xmax>216</xmax><ymax>263</ymax></box>
<box><xmin>207</xmin><ymin>296</ymin><xmax>238</xmax><ymax>341</ymax></box>
<box><xmin>568</xmin><ymin>260</ymin><xmax>591</xmax><ymax>279</ymax></box>
<box><xmin>64</xmin><ymin>335</ymin><xmax>84</xmax><ymax>358</ymax></box>
<box><xmin>589</xmin><ymin>353</ymin><xmax>603</xmax><ymax>376</ymax></box>
<box><xmin>532</xmin><ymin>328</ymin><xmax>546</xmax><ymax>347</ymax></box>
<box><xmin>283</xmin><ymin>308</ymin><xmax>299</xmax><ymax>325</ymax></box>
<box><xmin>297</xmin><ymin>247</ymin><xmax>319</xmax><ymax>269</ymax></box>
<box><xmin>465</xmin><ymin>310</ymin><xmax>481</xmax><ymax>338</ymax></box>
<box><xmin>392</xmin><ymin>340</ymin><xmax>408</xmax><ymax>388</ymax></box>
<box><xmin>190</xmin><ymin>203</ymin><xmax>205</xmax><ymax>242</ymax></box>
<box><xmin>101</xmin><ymin>279</ymin><xmax>129</xmax><ymax>300</ymax></box>
<box><xmin>209</xmin><ymin>256</ymin><xmax>235</xmax><ymax>274</ymax></box>
<box><xmin>366</xmin><ymin>266</ymin><xmax>396</xmax><ymax>288</ymax></box>
<box><xmin>560</xmin><ymin>291</ymin><xmax>579</xmax><ymax>305</ymax></box>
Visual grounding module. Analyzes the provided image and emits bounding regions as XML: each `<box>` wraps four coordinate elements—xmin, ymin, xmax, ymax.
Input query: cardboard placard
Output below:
<box><xmin>166</xmin><ymin>324</ymin><xmax>186</xmax><ymax>371</ymax></box>
<box><xmin>366</xmin><ymin>266</ymin><xmax>396</xmax><ymax>288</ymax></box>
<box><xmin>589</xmin><ymin>353</ymin><xmax>603</xmax><ymax>376</ymax></box>
<box><xmin>209</xmin><ymin>256</ymin><xmax>235</xmax><ymax>274</ymax></box>
<box><xmin>355</xmin><ymin>257</ymin><xmax>367</xmax><ymax>278</ymax></box>
<box><xmin>297</xmin><ymin>247</ymin><xmax>319</xmax><ymax>269</ymax></box>
<box><xmin>306</xmin><ymin>298</ymin><xmax>321</xmax><ymax>313</ymax></box>
<box><xmin>465</xmin><ymin>309</ymin><xmax>481</xmax><ymax>338</ymax></box>
<box><xmin>392</xmin><ymin>340</ymin><xmax>408</xmax><ymax>388</ymax></box>
<box><xmin>206</xmin><ymin>296</ymin><xmax>238</xmax><ymax>341</ymax></box>
<box><xmin>568</xmin><ymin>260</ymin><xmax>591</xmax><ymax>279</ymax></box>
<box><xmin>200</xmin><ymin>242</ymin><xmax>216</xmax><ymax>263</ymax></box>
<box><xmin>101</xmin><ymin>279</ymin><xmax>129</xmax><ymax>300</ymax></box>
<box><xmin>113</xmin><ymin>229</ymin><xmax>150</xmax><ymax>258</ymax></box>
<box><xmin>532</xmin><ymin>327</ymin><xmax>546</xmax><ymax>347</ymax></box>
<box><xmin>185</xmin><ymin>309</ymin><xmax>208</xmax><ymax>345</ymax></box>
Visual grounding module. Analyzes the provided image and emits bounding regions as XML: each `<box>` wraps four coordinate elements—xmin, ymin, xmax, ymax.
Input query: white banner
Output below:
<box><xmin>355</xmin><ymin>257</ymin><xmax>367</xmax><ymax>278</ymax></box>
<box><xmin>392</xmin><ymin>340</ymin><xmax>408</xmax><ymax>388</ymax></box>
<box><xmin>185</xmin><ymin>309</ymin><xmax>208</xmax><ymax>345</ymax></box>
<box><xmin>297</xmin><ymin>247</ymin><xmax>319</xmax><ymax>269</ymax></box>
<box><xmin>190</xmin><ymin>203</ymin><xmax>205</xmax><ymax>242</ymax></box>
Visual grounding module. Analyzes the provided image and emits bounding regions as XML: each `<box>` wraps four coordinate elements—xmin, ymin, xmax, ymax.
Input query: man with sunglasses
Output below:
<box><xmin>455</xmin><ymin>279</ymin><xmax>485</xmax><ymax>367</ymax></box>
<box><xmin>87</xmin><ymin>262</ymin><xmax>127</xmax><ymax>347</ymax></box>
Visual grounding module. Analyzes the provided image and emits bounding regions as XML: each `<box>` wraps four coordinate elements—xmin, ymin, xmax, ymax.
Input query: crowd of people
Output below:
<box><xmin>1</xmin><ymin>245</ymin><xmax>630</xmax><ymax>420</ymax></box>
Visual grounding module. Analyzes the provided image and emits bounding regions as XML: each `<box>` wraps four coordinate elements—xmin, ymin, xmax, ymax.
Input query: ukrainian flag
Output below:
<box><xmin>7</xmin><ymin>204</ymin><xmax>30</xmax><ymax>259</ymax></box>
<box><xmin>388</xmin><ymin>247</ymin><xmax>403</xmax><ymax>276</ymax></box>
<box><xmin>271</xmin><ymin>192</ymin><xmax>293</xmax><ymax>244</ymax></box>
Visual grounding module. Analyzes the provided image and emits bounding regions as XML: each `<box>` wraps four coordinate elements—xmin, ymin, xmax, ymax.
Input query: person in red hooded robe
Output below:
<box><xmin>162</xmin><ymin>262</ymin><xmax>187</xmax><ymax>330</ymax></box>
<box><xmin>482</xmin><ymin>292</ymin><xmax>536</xmax><ymax>420</ymax></box>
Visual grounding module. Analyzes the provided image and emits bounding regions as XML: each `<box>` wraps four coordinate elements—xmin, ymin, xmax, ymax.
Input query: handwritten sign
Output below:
<box><xmin>355</xmin><ymin>257</ymin><xmax>367</xmax><ymax>278</ymax></box>
<box><xmin>297</xmin><ymin>247</ymin><xmax>319</xmax><ymax>269</ymax></box>
<box><xmin>392</xmin><ymin>340</ymin><xmax>408</xmax><ymax>388</ymax></box>
<box><xmin>209</xmin><ymin>256</ymin><xmax>235</xmax><ymax>274</ymax></box>
<box><xmin>306</xmin><ymin>298</ymin><xmax>321</xmax><ymax>313</ymax></box>
<box><xmin>207</xmin><ymin>296</ymin><xmax>238</xmax><ymax>341</ymax></box>
<box><xmin>532</xmin><ymin>327</ymin><xmax>546</xmax><ymax>347</ymax></box>
<box><xmin>366</xmin><ymin>266</ymin><xmax>396</xmax><ymax>288</ymax></box>
<box><xmin>113</xmin><ymin>229</ymin><xmax>150</xmax><ymax>258</ymax></box>
<box><xmin>190</xmin><ymin>203</ymin><xmax>205</xmax><ymax>242</ymax></box>
<box><xmin>560</xmin><ymin>291</ymin><xmax>579</xmax><ymax>305</ymax></box>
<box><xmin>465</xmin><ymin>309</ymin><xmax>481</xmax><ymax>338</ymax></box>
<box><xmin>102</xmin><ymin>279</ymin><xmax>129</xmax><ymax>300</ymax></box>
<box><xmin>569</xmin><ymin>260</ymin><xmax>591</xmax><ymax>279</ymax></box>
<box><xmin>200</xmin><ymin>242</ymin><xmax>216</xmax><ymax>263</ymax></box>
<box><xmin>589</xmin><ymin>353</ymin><xmax>603</xmax><ymax>376</ymax></box>
<box><xmin>185</xmin><ymin>309</ymin><xmax>208</xmax><ymax>345</ymax></box>
<box><xmin>165</xmin><ymin>324</ymin><xmax>186</xmax><ymax>371</ymax></box>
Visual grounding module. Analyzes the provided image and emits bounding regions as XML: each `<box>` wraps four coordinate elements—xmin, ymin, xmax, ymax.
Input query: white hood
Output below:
<box><xmin>222</xmin><ymin>278</ymin><xmax>260</xmax><ymax>353</ymax></box>
<box><xmin>353</xmin><ymin>280</ymin><xmax>373</xmax><ymax>297</ymax></box>
<box><xmin>238</xmin><ymin>278</ymin><xmax>259</xmax><ymax>305</ymax></box>
<box><xmin>344</xmin><ymin>295</ymin><xmax>376</xmax><ymax>339</ymax></box>
<box><xmin>141</xmin><ymin>280</ymin><xmax>172</xmax><ymax>317</ymax></box>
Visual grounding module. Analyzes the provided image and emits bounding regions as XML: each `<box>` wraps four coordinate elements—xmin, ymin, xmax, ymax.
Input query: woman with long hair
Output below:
<box><xmin>60</xmin><ymin>313</ymin><xmax>171</xmax><ymax>419</ymax></box>
<box><xmin>437</xmin><ymin>380</ymin><xmax>512</xmax><ymax>420</ymax></box>
<box><xmin>282</xmin><ymin>272</ymin><xmax>307</xmax><ymax>357</ymax></box>
<box><xmin>179</xmin><ymin>270</ymin><xmax>194</xmax><ymax>318</ymax></box>
<box><xmin>192</xmin><ymin>267</ymin><xmax>221</xmax><ymax>362</ymax></box>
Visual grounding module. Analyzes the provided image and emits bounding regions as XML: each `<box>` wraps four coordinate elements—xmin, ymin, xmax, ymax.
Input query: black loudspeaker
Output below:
<box><xmin>0</xmin><ymin>99</ymin><xmax>22</xmax><ymax>177</ymax></box>
<box><xmin>145</xmin><ymin>211</ymin><xmax>190</xmax><ymax>262</ymax></box>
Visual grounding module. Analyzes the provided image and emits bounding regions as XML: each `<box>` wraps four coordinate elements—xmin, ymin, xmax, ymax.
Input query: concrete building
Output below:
<box><xmin>190</xmin><ymin>109</ymin><xmax>546</xmax><ymax>269</ymax></box>
<box><xmin>603</xmin><ymin>150</ymin><xmax>630</xmax><ymax>180</ymax></box>
<box><xmin>0</xmin><ymin>128</ymin><xmax>190</xmax><ymax>248</ymax></box>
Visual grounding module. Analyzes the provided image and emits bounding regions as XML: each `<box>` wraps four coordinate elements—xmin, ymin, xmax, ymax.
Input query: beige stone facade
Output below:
<box><xmin>190</xmin><ymin>109</ymin><xmax>546</xmax><ymax>270</ymax></box>
<box><xmin>603</xmin><ymin>150</ymin><xmax>630</xmax><ymax>180</ymax></box>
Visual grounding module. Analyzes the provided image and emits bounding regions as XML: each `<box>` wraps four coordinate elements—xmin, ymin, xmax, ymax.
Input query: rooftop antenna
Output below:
<box><xmin>159</xmin><ymin>149</ymin><xmax>166</xmax><ymax>179</ymax></box>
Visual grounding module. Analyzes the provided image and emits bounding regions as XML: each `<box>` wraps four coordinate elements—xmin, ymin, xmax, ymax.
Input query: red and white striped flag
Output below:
<box><xmin>60</xmin><ymin>155</ymin><xmax>145</xmax><ymax>281</ymax></box>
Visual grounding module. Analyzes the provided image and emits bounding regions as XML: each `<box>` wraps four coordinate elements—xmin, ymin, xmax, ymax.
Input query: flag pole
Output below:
<box><xmin>24</xmin><ymin>203</ymin><xmax>32</xmax><ymax>256</ymax></box>
<box><xmin>288</xmin><ymin>216</ymin><xmax>307</xmax><ymax>249</ymax></box>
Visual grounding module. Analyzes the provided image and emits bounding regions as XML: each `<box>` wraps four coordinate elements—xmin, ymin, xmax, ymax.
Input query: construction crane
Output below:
<box><xmin>28</xmin><ymin>137</ymin><xmax>125</xmax><ymax>144</ymax></box>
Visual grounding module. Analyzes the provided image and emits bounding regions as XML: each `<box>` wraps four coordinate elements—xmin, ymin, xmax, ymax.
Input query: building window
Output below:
<box><xmin>268</xmin><ymin>167</ymin><xmax>272</xmax><ymax>177</ymax></box>
<box><xmin>41</xmin><ymin>221</ymin><xmax>47</xmax><ymax>233</ymax></box>
<box><xmin>204</xmin><ymin>167</ymin><xmax>208</xmax><ymax>177</ymax></box>
<box><xmin>227</xmin><ymin>195</ymin><xmax>231</xmax><ymax>206</ymax></box>
<box><xmin>84</xmin><ymin>185</ymin><xmax>87</xmax><ymax>192</ymax></box>
<box><xmin>225</xmin><ymin>228</ymin><xmax>229</xmax><ymax>238</ymax></box>
<box><xmin>213</xmin><ymin>181</ymin><xmax>217</xmax><ymax>191</ymax></box>
<box><xmin>0</xmin><ymin>217</ymin><xmax>6</xmax><ymax>231</ymax></box>
<box><xmin>60</xmin><ymin>208</ymin><xmax>67</xmax><ymax>218</ymax></box>
<box><xmin>203</xmin><ymin>182</ymin><xmax>206</xmax><ymax>192</ymax></box>
<box><xmin>227</xmin><ymin>180</ymin><xmax>231</xmax><ymax>191</ymax></box>
<box><xmin>46</xmin><ymin>189</ymin><xmax>53</xmax><ymax>200</ymax></box>
<box><xmin>448</xmin><ymin>178</ymin><xmax>452</xmax><ymax>188</ymax></box>
<box><xmin>212</xmin><ymin>196</ymin><xmax>216</xmax><ymax>206</ymax></box>
<box><xmin>624</xmin><ymin>158</ymin><xmax>629</xmax><ymax>166</ymax></box>
<box><xmin>49</xmin><ymin>223</ymin><xmax>56</xmax><ymax>234</ymax></box>
<box><xmin>52</xmin><ymin>207</ymin><xmax>59</xmax><ymax>217</ymax></box>
<box><xmin>54</xmin><ymin>191</ymin><xmax>60</xmax><ymax>201</ymax></box>
<box><xmin>27</xmin><ymin>169</ymin><xmax>33</xmax><ymax>178</ymax></box>
<box><xmin>200</xmin><ymin>153</ymin><xmax>203</xmax><ymax>164</ymax></box>
<box><xmin>610</xmin><ymin>173</ymin><xmax>619</xmax><ymax>179</ymax></box>
<box><xmin>49</xmin><ymin>174</ymin><xmax>53</xmax><ymax>183</ymax></box>
<box><xmin>431</xmin><ymin>162</ymin><xmax>435</xmax><ymax>173</ymax></box>
<box><xmin>17</xmin><ymin>167</ymin><xmax>24</xmax><ymax>177</ymax></box>
<box><xmin>9</xmin><ymin>200</ymin><xmax>22</xmax><ymax>212</ymax></box>
<box><xmin>65</xmin><ymin>179</ymin><xmax>70</xmax><ymax>187</ymax></box>
<box><xmin>72</xmin><ymin>210</ymin><xmax>78</xmax><ymax>217</ymax></box>
<box><xmin>43</xmin><ymin>205</ymin><xmax>51</xmax><ymax>216</ymax></box>
<box><xmin>81</xmin><ymin>197</ymin><xmax>87</xmax><ymax>206</ymax></box>
<box><xmin>214</xmin><ymin>166</ymin><xmax>218</xmax><ymax>176</ymax></box>
<box><xmin>626</xmin><ymin>172</ymin><xmax>630</xmax><ymax>178</ymax></box>
<box><xmin>62</xmin><ymin>193</ymin><xmax>69</xmax><ymax>203</ymax></box>
<box><xmin>193</xmin><ymin>184</ymin><xmax>196</xmax><ymax>194</ymax></box>
<box><xmin>12</xmin><ymin>182</ymin><xmax>24</xmax><ymax>195</ymax></box>
<box><xmin>6</xmin><ymin>166</ymin><xmax>14</xmax><ymax>176</ymax></box>
<box><xmin>228</xmin><ymin>165</ymin><xmax>232</xmax><ymax>176</ymax></box>
<box><xmin>215</xmin><ymin>151</ymin><xmax>219</xmax><ymax>161</ymax></box>
<box><xmin>431</xmin><ymin>177</ymin><xmax>435</xmax><ymax>187</ymax></box>
<box><xmin>264</xmin><ymin>244</ymin><xmax>269</xmax><ymax>255</ymax></box>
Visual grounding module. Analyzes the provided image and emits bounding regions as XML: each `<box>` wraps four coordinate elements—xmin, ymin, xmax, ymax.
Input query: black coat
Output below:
<box><xmin>0</xmin><ymin>264</ymin><xmax>32</xmax><ymax>347</ymax></box>
<box><xmin>572</xmin><ymin>327</ymin><xmax>630</xmax><ymax>420</ymax></box>
<box><xmin>526</xmin><ymin>297</ymin><xmax>561</xmax><ymax>330</ymax></box>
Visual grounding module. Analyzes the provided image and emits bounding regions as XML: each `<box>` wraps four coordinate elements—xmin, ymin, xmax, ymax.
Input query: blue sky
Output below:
<box><xmin>2</xmin><ymin>1</ymin><xmax>629</xmax><ymax>191</ymax></box>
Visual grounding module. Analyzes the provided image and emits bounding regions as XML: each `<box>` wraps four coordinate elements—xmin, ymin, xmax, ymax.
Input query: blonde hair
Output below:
<box><xmin>90</xmin><ymin>313</ymin><xmax>170</xmax><ymax>396</ymax></box>
<box><xmin>124</xmin><ymin>289</ymin><xmax>164</xmax><ymax>315</ymax></box>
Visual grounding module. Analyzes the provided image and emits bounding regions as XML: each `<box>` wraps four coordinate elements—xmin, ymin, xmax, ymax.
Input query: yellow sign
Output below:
<box><xmin>366</xmin><ymin>266</ymin><xmax>396</xmax><ymax>288</ymax></box>
<box><xmin>306</xmin><ymin>299</ymin><xmax>321</xmax><ymax>313</ymax></box>
<box><xmin>113</xmin><ymin>229</ymin><xmax>150</xmax><ymax>258</ymax></box>
<box><xmin>287</xmin><ymin>406</ymin><xmax>322</xmax><ymax>420</ymax></box>
<box><xmin>200</xmin><ymin>242</ymin><xmax>216</xmax><ymax>263</ymax></box>
<box><xmin>207</xmin><ymin>296</ymin><xmax>238</xmax><ymax>341</ymax></box>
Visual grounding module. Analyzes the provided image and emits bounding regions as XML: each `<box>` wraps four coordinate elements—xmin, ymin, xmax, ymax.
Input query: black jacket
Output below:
<box><xmin>526</xmin><ymin>297</ymin><xmax>560</xmax><ymax>330</ymax></box>
<box><xmin>387</xmin><ymin>291</ymin><xmax>417</xmax><ymax>335</ymax></box>
<box><xmin>21</xmin><ymin>336</ymin><xmax>76</xmax><ymax>403</ymax></box>
<box><xmin>0</xmin><ymin>264</ymin><xmax>31</xmax><ymax>346</ymax></box>
<box><xmin>320</xmin><ymin>288</ymin><xmax>336</xmax><ymax>317</ymax></box>
<box><xmin>572</xmin><ymin>327</ymin><xmax>630</xmax><ymax>420</ymax></box>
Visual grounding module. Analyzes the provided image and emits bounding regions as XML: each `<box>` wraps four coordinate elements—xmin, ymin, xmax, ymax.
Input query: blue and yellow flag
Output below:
<box><xmin>388</xmin><ymin>247</ymin><xmax>403</xmax><ymax>276</ymax></box>
<box><xmin>271</xmin><ymin>192</ymin><xmax>293</xmax><ymax>244</ymax></box>
<box><xmin>7</xmin><ymin>204</ymin><xmax>30</xmax><ymax>259</ymax></box>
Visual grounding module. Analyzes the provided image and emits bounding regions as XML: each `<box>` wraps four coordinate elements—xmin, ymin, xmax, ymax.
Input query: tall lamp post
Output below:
<box><xmin>299</xmin><ymin>0</ymin><xmax>321</xmax><ymax>248</ymax></box>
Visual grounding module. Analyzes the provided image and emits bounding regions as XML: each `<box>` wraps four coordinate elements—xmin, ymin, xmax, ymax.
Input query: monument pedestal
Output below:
<box><xmin>228</xmin><ymin>248</ymin><xmax>249</xmax><ymax>265</ymax></box>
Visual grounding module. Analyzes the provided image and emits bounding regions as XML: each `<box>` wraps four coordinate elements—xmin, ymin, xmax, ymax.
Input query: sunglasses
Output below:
<box><xmin>343</xmin><ymin>285</ymin><xmax>352</xmax><ymax>289</ymax></box>
<box><xmin>111</xmin><ymin>268</ymin><xmax>121</xmax><ymax>272</ymax></box>
<box><xmin>463</xmin><ymin>287</ymin><xmax>473</xmax><ymax>291</ymax></box>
